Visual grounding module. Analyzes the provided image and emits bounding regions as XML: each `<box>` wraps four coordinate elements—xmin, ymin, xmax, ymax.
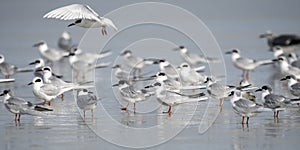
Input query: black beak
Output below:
<box><xmin>228</xmin><ymin>91</ymin><xmax>234</xmax><ymax>96</ymax></box>
<box><xmin>88</xmin><ymin>91</ymin><xmax>94</xmax><ymax>94</ymax></box>
<box><xmin>29</xmin><ymin>61</ymin><xmax>36</xmax><ymax>65</ymax></box>
<box><xmin>33</xmin><ymin>42</ymin><xmax>43</xmax><ymax>47</ymax></box>
<box><xmin>144</xmin><ymin>85</ymin><xmax>153</xmax><ymax>88</ymax></box>
<box><xmin>280</xmin><ymin>77</ymin><xmax>287</xmax><ymax>81</ymax></box>
<box><xmin>36</xmin><ymin>68</ymin><xmax>43</xmax><ymax>72</ymax></box>
<box><xmin>259</xmin><ymin>34</ymin><xmax>266</xmax><ymax>38</ymax></box>
<box><xmin>0</xmin><ymin>93</ymin><xmax>4</xmax><ymax>96</ymax></box>
<box><xmin>112</xmin><ymin>83</ymin><xmax>119</xmax><ymax>87</ymax></box>
<box><xmin>225</xmin><ymin>51</ymin><xmax>232</xmax><ymax>54</ymax></box>
<box><xmin>53</xmin><ymin>73</ymin><xmax>63</xmax><ymax>78</ymax></box>
<box><xmin>255</xmin><ymin>89</ymin><xmax>262</xmax><ymax>92</ymax></box>
<box><xmin>28</xmin><ymin>82</ymin><xmax>33</xmax><ymax>85</ymax></box>
<box><xmin>68</xmin><ymin>23</ymin><xmax>75</xmax><ymax>27</ymax></box>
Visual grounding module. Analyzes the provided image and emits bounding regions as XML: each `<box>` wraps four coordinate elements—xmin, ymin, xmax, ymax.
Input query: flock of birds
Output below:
<box><xmin>1</xmin><ymin>4</ymin><xmax>300</xmax><ymax>127</ymax></box>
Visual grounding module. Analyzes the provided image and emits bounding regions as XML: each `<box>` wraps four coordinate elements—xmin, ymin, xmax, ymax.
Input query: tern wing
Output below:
<box><xmin>43</xmin><ymin>4</ymin><xmax>101</xmax><ymax>21</ymax></box>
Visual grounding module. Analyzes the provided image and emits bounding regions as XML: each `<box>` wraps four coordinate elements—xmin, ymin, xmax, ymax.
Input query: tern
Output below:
<box><xmin>226</xmin><ymin>49</ymin><xmax>276</xmax><ymax>80</ymax></box>
<box><xmin>112</xmin><ymin>80</ymin><xmax>154</xmax><ymax>113</ymax></box>
<box><xmin>43</xmin><ymin>4</ymin><xmax>118</xmax><ymax>35</ymax></box>
<box><xmin>229</xmin><ymin>90</ymin><xmax>263</xmax><ymax>124</ymax></box>
<box><xmin>76</xmin><ymin>89</ymin><xmax>98</xmax><ymax>118</ymax></box>
<box><xmin>0</xmin><ymin>89</ymin><xmax>53</xmax><ymax>122</ymax></box>
<box><xmin>145</xmin><ymin>82</ymin><xmax>208</xmax><ymax>115</ymax></box>
<box><xmin>0</xmin><ymin>54</ymin><xmax>32</xmax><ymax>78</ymax></box>
<box><xmin>255</xmin><ymin>85</ymin><xmax>300</xmax><ymax>118</ymax></box>
<box><xmin>173</xmin><ymin>46</ymin><xmax>219</xmax><ymax>67</ymax></box>
<box><xmin>33</xmin><ymin>41</ymin><xmax>69</xmax><ymax>65</ymax></box>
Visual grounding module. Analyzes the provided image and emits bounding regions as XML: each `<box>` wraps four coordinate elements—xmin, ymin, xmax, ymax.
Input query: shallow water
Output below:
<box><xmin>0</xmin><ymin>0</ymin><xmax>300</xmax><ymax>150</ymax></box>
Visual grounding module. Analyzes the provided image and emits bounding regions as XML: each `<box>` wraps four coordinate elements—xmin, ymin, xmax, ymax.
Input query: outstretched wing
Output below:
<box><xmin>43</xmin><ymin>4</ymin><xmax>100</xmax><ymax>21</ymax></box>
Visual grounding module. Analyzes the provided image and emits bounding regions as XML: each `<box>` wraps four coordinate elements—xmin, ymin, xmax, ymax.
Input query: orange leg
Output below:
<box><xmin>61</xmin><ymin>94</ymin><xmax>64</xmax><ymax>101</ymax></box>
<box><xmin>245</xmin><ymin>70</ymin><xmax>249</xmax><ymax>80</ymax></box>
<box><xmin>241</xmin><ymin>116</ymin><xmax>245</xmax><ymax>124</ymax></box>
<box><xmin>133</xmin><ymin>103</ymin><xmax>136</xmax><ymax>113</ymax></box>
<box><xmin>163</xmin><ymin>106</ymin><xmax>172</xmax><ymax>116</ymax></box>
<box><xmin>48</xmin><ymin>101</ymin><xmax>51</xmax><ymax>106</ymax></box>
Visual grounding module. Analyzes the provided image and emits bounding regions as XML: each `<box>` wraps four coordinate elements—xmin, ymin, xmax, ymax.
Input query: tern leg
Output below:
<box><xmin>273</xmin><ymin>111</ymin><xmax>277</xmax><ymax>118</ymax></box>
<box><xmin>219</xmin><ymin>98</ymin><xmax>223</xmax><ymax>107</ymax></box>
<box><xmin>5</xmin><ymin>75</ymin><xmax>10</xmax><ymax>79</ymax></box>
<box><xmin>276</xmin><ymin>111</ymin><xmax>279</xmax><ymax>118</ymax></box>
<box><xmin>121</xmin><ymin>102</ymin><xmax>130</xmax><ymax>111</ymax></box>
<box><xmin>17</xmin><ymin>114</ymin><xmax>21</xmax><ymax>121</ymax></box>
<box><xmin>246</xmin><ymin>117</ymin><xmax>249</xmax><ymax>124</ymax></box>
<box><xmin>91</xmin><ymin>109</ymin><xmax>94</xmax><ymax>118</ymax></box>
<box><xmin>83</xmin><ymin>110</ymin><xmax>86</xmax><ymax>119</ymax></box>
<box><xmin>242</xmin><ymin>70</ymin><xmax>245</xmax><ymax>78</ymax></box>
<box><xmin>14</xmin><ymin>114</ymin><xmax>18</xmax><ymax>122</ymax></box>
<box><xmin>48</xmin><ymin>101</ymin><xmax>51</xmax><ymax>106</ymax></box>
<box><xmin>163</xmin><ymin>106</ymin><xmax>172</xmax><ymax>116</ymax></box>
<box><xmin>245</xmin><ymin>70</ymin><xmax>249</xmax><ymax>80</ymax></box>
<box><xmin>42</xmin><ymin>100</ymin><xmax>46</xmax><ymax>105</ymax></box>
<box><xmin>133</xmin><ymin>103</ymin><xmax>136</xmax><ymax>113</ymax></box>
<box><xmin>241</xmin><ymin>116</ymin><xmax>244</xmax><ymax>124</ymax></box>
<box><xmin>61</xmin><ymin>94</ymin><xmax>64</xmax><ymax>101</ymax></box>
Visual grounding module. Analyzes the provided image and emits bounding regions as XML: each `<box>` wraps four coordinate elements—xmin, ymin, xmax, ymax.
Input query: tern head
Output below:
<box><xmin>0</xmin><ymin>89</ymin><xmax>11</xmax><ymax>96</ymax></box>
<box><xmin>112</xmin><ymin>80</ymin><xmax>129</xmax><ymax>87</ymax></box>
<box><xmin>255</xmin><ymin>85</ymin><xmax>272</xmax><ymax>92</ymax></box>
<box><xmin>225</xmin><ymin>49</ymin><xmax>240</xmax><ymax>55</ymax></box>
<box><xmin>173</xmin><ymin>45</ymin><xmax>188</xmax><ymax>53</ymax></box>
<box><xmin>277</xmin><ymin>56</ymin><xmax>287</xmax><ymax>63</ymax></box>
<box><xmin>78</xmin><ymin>89</ymin><xmax>93</xmax><ymax>96</ymax></box>
<box><xmin>28</xmin><ymin>77</ymin><xmax>44</xmax><ymax>86</ymax></box>
<box><xmin>0</xmin><ymin>54</ymin><xmax>5</xmax><ymax>63</ymax></box>
<box><xmin>70</xmin><ymin>47</ymin><xmax>82</xmax><ymax>54</ymax></box>
<box><xmin>179</xmin><ymin>63</ymin><xmax>190</xmax><ymax>70</ymax></box>
<box><xmin>120</xmin><ymin>50</ymin><xmax>132</xmax><ymax>56</ymax></box>
<box><xmin>280</xmin><ymin>75</ymin><xmax>297</xmax><ymax>81</ymax></box>
<box><xmin>112</xmin><ymin>64</ymin><xmax>121</xmax><ymax>69</ymax></box>
<box><xmin>33</xmin><ymin>41</ymin><xmax>46</xmax><ymax>47</ymax></box>
<box><xmin>101</xmin><ymin>17</ymin><xmax>118</xmax><ymax>31</ymax></box>
<box><xmin>29</xmin><ymin>58</ymin><xmax>45</xmax><ymax>67</ymax></box>
<box><xmin>145</xmin><ymin>82</ymin><xmax>162</xmax><ymax>89</ymax></box>
<box><xmin>259</xmin><ymin>30</ymin><xmax>274</xmax><ymax>38</ymax></box>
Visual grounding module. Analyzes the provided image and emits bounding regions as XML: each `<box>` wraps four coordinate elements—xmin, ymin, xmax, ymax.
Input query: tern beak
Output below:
<box><xmin>112</xmin><ymin>83</ymin><xmax>119</xmax><ymax>87</ymax></box>
<box><xmin>29</xmin><ymin>62</ymin><xmax>36</xmax><ymax>65</ymax></box>
<box><xmin>255</xmin><ymin>89</ymin><xmax>262</xmax><ymax>92</ymax></box>
<box><xmin>225</xmin><ymin>51</ymin><xmax>232</xmax><ymax>54</ymax></box>
<box><xmin>280</xmin><ymin>77</ymin><xmax>287</xmax><ymax>81</ymax></box>
<box><xmin>28</xmin><ymin>82</ymin><xmax>33</xmax><ymax>85</ymax></box>
<box><xmin>68</xmin><ymin>23</ymin><xmax>76</xmax><ymax>27</ymax></box>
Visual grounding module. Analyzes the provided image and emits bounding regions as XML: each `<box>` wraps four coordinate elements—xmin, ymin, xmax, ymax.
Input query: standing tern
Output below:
<box><xmin>157</xmin><ymin>59</ymin><xmax>179</xmax><ymax>80</ymax></box>
<box><xmin>277</xmin><ymin>56</ymin><xmax>300</xmax><ymax>79</ymax></box>
<box><xmin>178</xmin><ymin>62</ymin><xmax>207</xmax><ymax>86</ymax></box>
<box><xmin>43</xmin><ymin>4</ymin><xmax>118</xmax><ymax>35</ymax></box>
<box><xmin>173</xmin><ymin>46</ymin><xmax>219</xmax><ymax>67</ymax></box>
<box><xmin>76</xmin><ymin>89</ymin><xmax>98</xmax><ymax>119</ymax></box>
<box><xmin>229</xmin><ymin>90</ymin><xmax>263</xmax><ymax>124</ymax></box>
<box><xmin>0</xmin><ymin>90</ymin><xmax>53</xmax><ymax>122</ymax></box>
<box><xmin>204</xmin><ymin>77</ymin><xmax>235</xmax><ymax>108</ymax></box>
<box><xmin>145</xmin><ymin>82</ymin><xmax>208</xmax><ymax>115</ymax></box>
<box><xmin>29</xmin><ymin>58</ymin><xmax>45</xmax><ymax>78</ymax></box>
<box><xmin>226</xmin><ymin>49</ymin><xmax>276</xmax><ymax>80</ymax></box>
<box><xmin>255</xmin><ymin>85</ymin><xmax>300</xmax><ymax>118</ymax></box>
<box><xmin>28</xmin><ymin>77</ymin><xmax>92</xmax><ymax>106</ymax></box>
<box><xmin>69</xmin><ymin>47</ymin><xmax>111</xmax><ymax>64</ymax></box>
<box><xmin>280</xmin><ymin>75</ymin><xmax>300</xmax><ymax>107</ymax></box>
<box><xmin>33</xmin><ymin>41</ymin><xmax>69</xmax><ymax>65</ymax></box>
<box><xmin>112</xmin><ymin>80</ymin><xmax>154</xmax><ymax>113</ymax></box>
<box><xmin>0</xmin><ymin>54</ymin><xmax>32</xmax><ymax>78</ymax></box>
<box><xmin>120</xmin><ymin>50</ymin><xmax>158</xmax><ymax>75</ymax></box>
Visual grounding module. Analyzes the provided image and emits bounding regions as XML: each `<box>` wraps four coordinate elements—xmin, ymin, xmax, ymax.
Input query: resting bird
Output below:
<box><xmin>76</xmin><ymin>89</ymin><xmax>98</xmax><ymax>118</ymax></box>
<box><xmin>43</xmin><ymin>4</ymin><xmax>118</xmax><ymax>35</ymax></box>
<box><xmin>0</xmin><ymin>89</ymin><xmax>53</xmax><ymax>122</ymax></box>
